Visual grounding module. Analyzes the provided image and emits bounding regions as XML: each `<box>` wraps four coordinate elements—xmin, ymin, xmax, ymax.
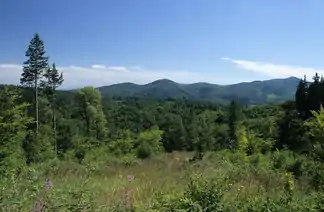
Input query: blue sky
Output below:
<box><xmin>1</xmin><ymin>0</ymin><xmax>324</xmax><ymax>88</ymax></box>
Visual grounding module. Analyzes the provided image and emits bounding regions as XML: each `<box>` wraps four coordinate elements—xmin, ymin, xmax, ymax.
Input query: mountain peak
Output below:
<box><xmin>149</xmin><ymin>79</ymin><xmax>175</xmax><ymax>85</ymax></box>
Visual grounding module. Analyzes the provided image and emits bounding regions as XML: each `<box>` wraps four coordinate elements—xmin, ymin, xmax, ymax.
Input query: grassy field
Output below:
<box><xmin>1</xmin><ymin>150</ymin><xmax>324</xmax><ymax>211</ymax></box>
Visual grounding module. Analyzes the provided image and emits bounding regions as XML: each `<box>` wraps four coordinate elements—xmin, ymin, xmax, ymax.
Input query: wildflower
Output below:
<box><xmin>226</xmin><ymin>183</ymin><xmax>233</xmax><ymax>191</ymax></box>
<box><xmin>34</xmin><ymin>200</ymin><xmax>43</xmax><ymax>212</ymax></box>
<box><xmin>44</xmin><ymin>177</ymin><xmax>53</xmax><ymax>191</ymax></box>
<box><xmin>125</xmin><ymin>175</ymin><xmax>134</xmax><ymax>211</ymax></box>
<box><xmin>284</xmin><ymin>172</ymin><xmax>294</xmax><ymax>194</ymax></box>
<box><xmin>127</xmin><ymin>175</ymin><xmax>134</xmax><ymax>182</ymax></box>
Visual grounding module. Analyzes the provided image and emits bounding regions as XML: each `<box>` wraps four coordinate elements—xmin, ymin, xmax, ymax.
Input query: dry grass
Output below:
<box><xmin>55</xmin><ymin>152</ymin><xmax>193</xmax><ymax>207</ymax></box>
<box><xmin>48</xmin><ymin>152</ymin><xmax>284</xmax><ymax>207</ymax></box>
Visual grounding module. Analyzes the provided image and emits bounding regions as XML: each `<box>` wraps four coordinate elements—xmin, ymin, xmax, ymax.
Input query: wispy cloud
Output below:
<box><xmin>0</xmin><ymin>64</ymin><xmax>225</xmax><ymax>89</ymax></box>
<box><xmin>221</xmin><ymin>57</ymin><xmax>324</xmax><ymax>78</ymax></box>
<box><xmin>108</xmin><ymin>66</ymin><xmax>128</xmax><ymax>72</ymax></box>
<box><xmin>91</xmin><ymin>64</ymin><xmax>106</xmax><ymax>69</ymax></box>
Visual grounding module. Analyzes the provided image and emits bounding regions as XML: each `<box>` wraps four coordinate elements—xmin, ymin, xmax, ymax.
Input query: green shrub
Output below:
<box><xmin>286</xmin><ymin>158</ymin><xmax>304</xmax><ymax>179</ymax></box>
<box><xmin>271</xmin><ymin>150</ymin><xmax>294</xmax><ymax>170</ymax></box>
<box><xmin>153</xmin><ymin>173</ymin><xmax>225</xmax><ymax>211</ymax></box>
<box><xmin>136</xmin><ymin>129</ymin><xmax>164</xmax><ymax>159</ymax></box>
<box><xmin>186</xmin><ymin>174</ymin><xmax>224</xmax><ymax>211</ymax></box>
<box><xmin>108</xmin><ymin>138</ymin><xmax>134</xmax><ymax>156</ymax></box>
<box><xmin>311</xmin><ymin>166</ymin><xmax>324</xmax><ymax>191</ymax></box>
<box><xmin>137</xmin><ymin>141</ymin><xmax>152</xmax><ymax>159</ymax></box>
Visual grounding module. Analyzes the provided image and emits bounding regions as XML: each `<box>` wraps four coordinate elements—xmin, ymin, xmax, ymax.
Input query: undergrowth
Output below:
<box><xmin>1</xmin><ymin>151</ymin><xmax>324</xmax><ymax>211</ymax></box>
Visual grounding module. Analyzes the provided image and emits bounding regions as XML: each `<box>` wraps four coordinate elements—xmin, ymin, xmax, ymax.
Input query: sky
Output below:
<box><xmin>2</xmin><ymin>0</ymin><xmax>324</xmax><ymax>89</ymax></box>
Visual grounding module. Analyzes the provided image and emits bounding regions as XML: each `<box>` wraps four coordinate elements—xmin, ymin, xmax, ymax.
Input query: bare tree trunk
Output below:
<box><xmin>53</xmin><ymin>92</ymin><xmax>57</xmax><ymax>157</ymax></box>
<box><xmin>35</xmin><ymin>73</ymin><xmax>39</xmax><ymax>135</ymax></box>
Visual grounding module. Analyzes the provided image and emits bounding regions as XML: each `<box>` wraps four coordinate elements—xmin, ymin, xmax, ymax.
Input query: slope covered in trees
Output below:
<box><xmin>3</xmin><ymin>34</ymin><xmax>324</xmax><ymax>210</ymax></box>
<box><xmin>97</xmin><ymin>76</ymin><xmax>300</xmax><ymax>105</ymax></box>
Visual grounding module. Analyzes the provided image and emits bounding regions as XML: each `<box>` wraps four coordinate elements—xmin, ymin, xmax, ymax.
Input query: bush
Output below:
<box><xmin>271</xmin><ymin>150</ymin><xmax>294</xmax><ymax>170</ymax></box>
<box><xmin>186</xmin><ymin>174</ymin><xmax>224</xmax><ymax>211</ymax></box>
<box><xmin>136</xmin><ymin>129</ymin><xmax>164</xmax><ymax>159</ymax></box>
<box><xmin>246</xmin><ymin>131</ymin><xmax>273</xmax><ymax>155</ymax></box>
<box><xmin>311</xmin><ymin>166</ymin><xmax>324</xmax><ymax>191</ymax></box>
<box><xmin>286</xmin><ymin>158</ymin><xmax>305</xmax><ymax>179</ymax></box>
<box><xmin>137</xmin><ymin>141</ymin><xmax>152</xmax><ymax>159</ymax></box>
<box><xmin>153</xmin><ymin>173</ymin><xmax>225</xmax><ymax>211</ymax></box>
<box><xmin>108</xmin><ymin>138</ymin><xmax>134</xmax><ymax>156</ymax></box>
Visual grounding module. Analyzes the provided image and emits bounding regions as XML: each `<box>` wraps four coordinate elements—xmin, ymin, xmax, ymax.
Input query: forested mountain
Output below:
<box><xmin>98</xmin><ymin>77</ymin><xmax>300</xmax><ymax>105</ymax></box>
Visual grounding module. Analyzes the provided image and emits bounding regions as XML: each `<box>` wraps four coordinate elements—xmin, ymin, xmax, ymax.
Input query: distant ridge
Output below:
<box><xmin>97</xmin><ymin>77</ymin><xmax>300</xmax><ymax>105</ymax></box>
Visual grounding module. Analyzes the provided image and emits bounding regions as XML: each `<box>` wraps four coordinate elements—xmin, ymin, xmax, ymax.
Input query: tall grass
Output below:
<box><xmin>1</xmin><ymin>150</ymin><xmax>324</xmax><ymax>211</ymax></box>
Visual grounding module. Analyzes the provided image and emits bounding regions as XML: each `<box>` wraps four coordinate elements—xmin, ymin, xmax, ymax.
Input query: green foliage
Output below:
<box><xmin>82</xmin><ymin>147</ymin><xmax>110</xmax><ymax>171</ymax></box>
<box><xmin>228</xmin><ymin>100</ymin><xmax>244</xmax><ymax>149</ymax></box>
<box><xmin>246</xmin><ymin>130</ymin><xmax>273</xmax><ymax>155</ymax></box>
<box><xmin>136</xmin><ymin>129</ymin><xmax>164</xmax><ymax>159</ymax></box>
<box><xmin>23</xmin><ymin>125</ymin><xmax>55</xmax><ymax>164</ymax></box>
<box><xmin>309</xmin><ymin>163</ymin><xmax>324</xmax><ymax>191</ymax></box>
<box><xmin>185</xmin><ymin>174</ymin><xmax>225</xmax><ymax>211</ymax></box>
<box><xmin>137</xmin><ymin>141</ymin><xmax>153</xmax><ymax>159</ymax></box>
<box><xmin>295</xmin><ymin>75</ymin><xmax>308</xmax><ymax>119</ymax></box>
<box><xmin>20</xmin><ymin>33</ymin><xmax>49</xmax><ymax>135</ymax></box>
<box><xmin>189</xmin><ymin>110</ymin><xmax>222</xmax><ymax>155</ymax></box>
<box><xmin>304</xmin><ymin>108</ymin><xmax>324</xmax><ymax>162</ymax></box>
<box><xmin>271</xmin><ymin>150</ymin><xmax>294</xmax><ymax>170</ymax></box>
<box><xmin>160</xmin><ymin>113</ymin><xmax>187</xmax><ymax>151</ymax></box>
<box><xmin>153</xmin><ymin>173</ymin><xmax>225</xmax><ymax>211</ymax></box>
<box><xmin>285</xmin><ymin>158</ymin><xmax>305</xmax><ymax>179</ymax></box>
<box><xmin>20</xmin><ymin>33</ymin><xmax>49</xmax><ymax>88</ymax></box>
<box><xmin>74</xmin><ymin>86</ymin><xmax>108</xmax><ymax>141</ymax></box>
<box><xmin>41</xmin><ymin>63</ymin><xmax>64</xmax><ymax>96</ymax></box>
<box><xmin>0</xmin><ymin>87</ymin><xmax>33</xmax><ymax>175</ymax></box>
<box><xmin>277</xmin><ymin>101</ymin><xmax>305</xmax><ymax>152</ymax></box>
<box><xmin>108</xmin><ymin>130</ymin><xmax>135</xmax><ymax>156</ymax></box>
<box><xmin>236</xmin><ymin>124</ymin><xmax>248</xmax><ymax>151</ymax></box>
<box><xmin>41</xmin><ymin>63</ymin><xmax>64</xmax><ymax>157</ymax></box>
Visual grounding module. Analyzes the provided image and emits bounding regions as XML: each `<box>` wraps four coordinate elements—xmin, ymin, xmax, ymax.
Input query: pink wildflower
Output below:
<box><xmin>127</xmin><ymin>175</ymin><xmax>134</xmax><ymax>182</ymax></box>
<box><xmin>44</xmin><ymin>177</ymin><xmax>53</xmax><ymax>191</ymax></box>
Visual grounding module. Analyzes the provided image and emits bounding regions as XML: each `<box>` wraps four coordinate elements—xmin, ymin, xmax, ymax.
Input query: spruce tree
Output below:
<box><xmin>20</xmin><ymin>33</ymin><xmax>49</xmax><ymax>134</ymax></box>
<box><xmin>295</xmin><ymin>75</ymin><xmax>308</xmax><ymax>119</ymax></box>
<box><xmin>228</xmin><ymin>100</ymin><xmax>239</xmax><ymax>149</ymax></box>
<box><xmin>41</xmin><ymin>63</ymin><xmax>64</xmax><ymax>156</ymax></box>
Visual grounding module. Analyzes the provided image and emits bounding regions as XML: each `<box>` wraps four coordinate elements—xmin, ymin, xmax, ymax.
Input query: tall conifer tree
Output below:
<box><xmin>20</xmin><ymin>33</ymin><xmax>49</xmax><ymax>135</ymax></box>
<box><xmin>42</xmin><ymin>63</ymin><xmax>64</xmax><ymax>156</ymax></box>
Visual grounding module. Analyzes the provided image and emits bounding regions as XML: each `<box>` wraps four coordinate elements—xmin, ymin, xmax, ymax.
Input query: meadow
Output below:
<box><xmin>2</xmin><ymin>149</ymin><xmax>324</xmax><ymax>211</ymax></box>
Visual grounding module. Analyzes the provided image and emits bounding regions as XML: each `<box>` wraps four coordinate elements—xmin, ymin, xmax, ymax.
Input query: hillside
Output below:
<box><xmin>0</xmin><ymin>77</ymin><xmax>300</xmax><ymax>105</ymax></box>
<box><xmin>98</xmin><ymin>76</ymin><xmax>300</xmax><ymax>105</ymax></box>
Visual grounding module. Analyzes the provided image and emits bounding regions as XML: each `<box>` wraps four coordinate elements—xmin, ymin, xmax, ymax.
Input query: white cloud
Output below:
<box><xmin>0</xmin><ymin>64</ymin><xmax>22</xmax><ymax>69</ymax></box>
<box><xmin>221</xmin><ymin>57</ymin><xmax>324</xmax><ymax>78</ymax></box>
<box><xmin>0</xmin><ymin>64</ymin><xmax>23</xmax><ymax>85</ymax></box>
<box><xmin>0</xmin><ymin>64</ymin><xmax>225</xmax><ymax>89</ymax></box>
<box><xmin>108</xmin><ymin>66</ymin><xmax>128</xmax><ymax>72</ymax></box>
<box><xmin>3</xmin><ymin>59</ymin><xmax>322</xmax><ymax>89</ymax></box>
<box><xmin>129</xmin><ymin>66</ymin><xmax>143</xmax><ymax>71</ymax></box>
<box><xmin>91</xmin><ymin>64</ymin><xmax>106</xmax><ymax>69</ymax></box>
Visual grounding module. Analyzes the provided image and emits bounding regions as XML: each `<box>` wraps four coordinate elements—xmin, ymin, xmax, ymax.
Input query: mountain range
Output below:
<box><xmin>97</xmin><ymin>76</ymin><xmax>300</xmax><ymax>105</ymax></box>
